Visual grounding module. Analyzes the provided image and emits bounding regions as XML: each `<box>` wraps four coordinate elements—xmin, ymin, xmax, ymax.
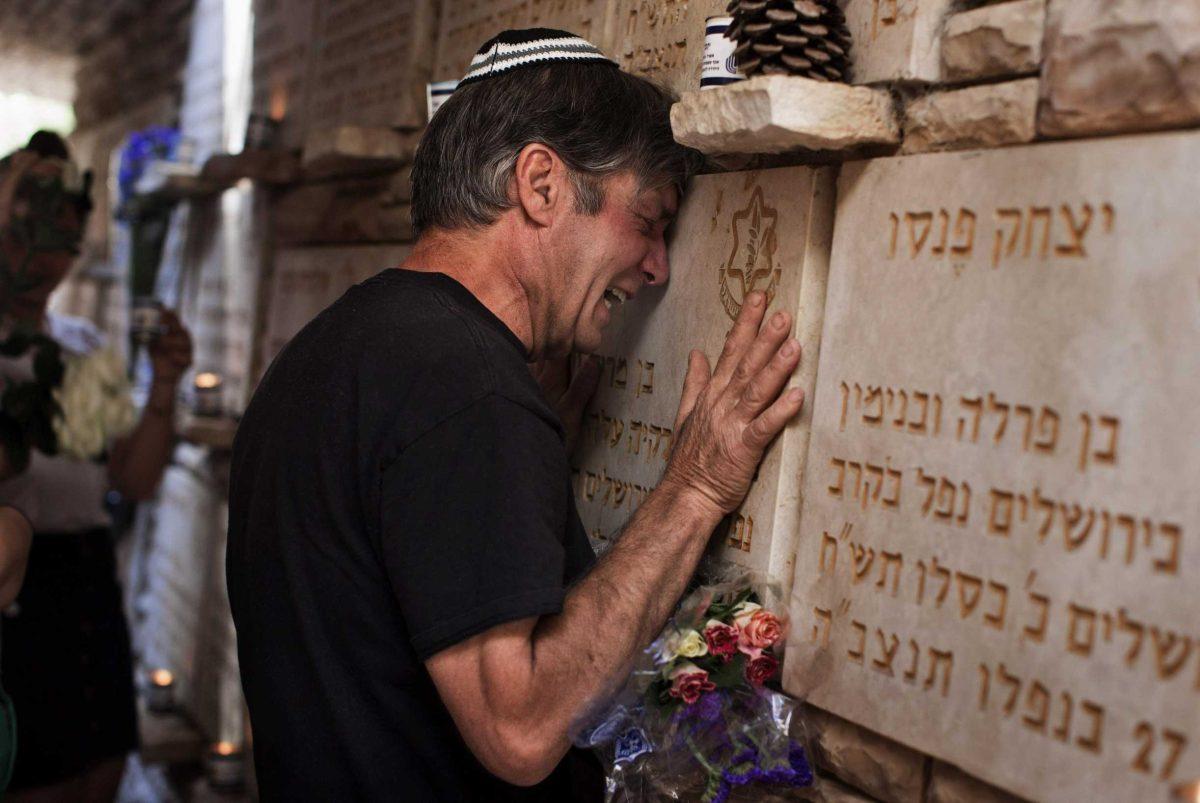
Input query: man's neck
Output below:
<box><xmin>400</xmin><ymin>224</ymin><xmax>541</xmax><ymax>358</ymax></box>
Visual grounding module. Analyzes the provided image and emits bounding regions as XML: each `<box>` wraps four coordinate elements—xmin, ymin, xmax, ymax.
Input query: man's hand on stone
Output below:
<box><xmin>660</xmin><ymin>290</ymin><xmax>804</xmax><ymax>517</ymax></box>
<box><xmin>530</xmin><ymin>355</ymin><xmax>601</xmax><ymax>452</ymax></box>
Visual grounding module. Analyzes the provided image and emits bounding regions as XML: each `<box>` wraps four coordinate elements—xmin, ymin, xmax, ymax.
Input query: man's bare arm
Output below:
<box><xmin>426</xmin><ymin>292</ymin><xmax>804</xmax><ymax>784</ymax></box>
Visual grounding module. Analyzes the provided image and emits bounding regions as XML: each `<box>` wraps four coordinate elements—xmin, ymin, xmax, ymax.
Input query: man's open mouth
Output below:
<box><xmin>602</xmin><ymin>287</ymin><xmax>630</xmax><ymax>311</ymax></box>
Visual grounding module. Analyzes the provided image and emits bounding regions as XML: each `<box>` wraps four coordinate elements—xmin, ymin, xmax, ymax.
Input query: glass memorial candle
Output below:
<box><xmin>192</xmin><ymin>371</ymin><xmax>224</xmax><ymax>417</ymax></box>
<box><xmin>702</xmin><ymin>16</ymin><xmax>744</xmax><ymax>89</ymax></box>
<box><xmin>145</xmin><ymin>668</ymin><xmax>175</xmax><ymax>713</ymax></box>
<box><xmin>206</xmin><ymin>741</ymin><xmax>245</xmax><ymax>789</ymax></box>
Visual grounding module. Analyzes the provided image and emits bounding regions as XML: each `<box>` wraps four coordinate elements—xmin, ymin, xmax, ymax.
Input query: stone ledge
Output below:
<box><xmin>671</xmin><ymin>76</ymin><xmax>901</xmax><ymax>156</ymax></box>
<box><xmin>300</xmin><ymin>126</ymin><xmax>418</xmax><ymax>180</ymax></box>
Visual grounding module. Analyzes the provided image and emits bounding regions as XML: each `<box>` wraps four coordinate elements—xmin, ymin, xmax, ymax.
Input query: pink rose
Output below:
<box><xmin>703</xmin><ymin>620</ymin><xmax>739</xmax><ymax>663</ymax></box>
<box><xmin>737</xmin><ymin>609</ymin><xmax>784</xmax><ymax>657</ymax></box>
<box><xmin>745</xmin><ymin>653</ymin><xmax>779</xmax><ymax>686</ymax></box>
<box><xmin>669</xmin><ymin>665</ymin><xmax>716</xmax><ymax>705</ymax></box>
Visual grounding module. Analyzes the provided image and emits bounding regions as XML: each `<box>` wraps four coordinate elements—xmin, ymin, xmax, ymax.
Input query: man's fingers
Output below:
<box><xmin>742</xmin><ymin>386</ymin><xmax>805</xmax><ymax>451</ymax></box>
<box><xmin>725</xmin><ymin>310</ymin><xmax>792</xmax><ymax>402</ymax></box>
<box><xmin>673</xmin><ymin>349</ymin><xmax>711</xmax><ymax>433</ymax></box>
<box><xmin>710</xmin><ymin>292</ymin><xmax>767</xmax><ymax>390</ymax></box>
<box><xmin>734</xmin><ymin>337</ymin><xmax>800</xmax><ymax>419</ymax></box>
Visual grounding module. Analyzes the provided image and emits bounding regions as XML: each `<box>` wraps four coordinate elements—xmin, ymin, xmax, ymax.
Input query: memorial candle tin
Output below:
<box><xmin>702</xmin><ymin>17</ymin><xmax>744</xmax><ymax>89</ymax></box>
<box><xmin>427</xmin><ymin>80</ymin><xmax>459</xmax><ymax>121</ymax></box>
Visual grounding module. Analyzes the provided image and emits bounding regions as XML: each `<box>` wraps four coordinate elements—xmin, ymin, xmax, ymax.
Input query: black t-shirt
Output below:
<box><xmin>227</xmin><ymin>269</ymin><xmax>600</xmax><ymax>801</ymax></box>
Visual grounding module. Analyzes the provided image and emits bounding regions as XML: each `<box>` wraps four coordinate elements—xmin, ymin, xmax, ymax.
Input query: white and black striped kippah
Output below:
<box><xmin>459</xmin><ymin>28</ymin><xmax>617</xmax><ymax>87</ymax></box>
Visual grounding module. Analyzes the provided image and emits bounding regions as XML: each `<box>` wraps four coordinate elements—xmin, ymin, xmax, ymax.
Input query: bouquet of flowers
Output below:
<box><xmin>577</xmin><ymin>571</ymin><xmax>817</xmax><ymax>802</ymax></box>
<box><xmin>51</xmin><ymin>346</ymin><xmax>136</xmax><ymax>460</ymax></box>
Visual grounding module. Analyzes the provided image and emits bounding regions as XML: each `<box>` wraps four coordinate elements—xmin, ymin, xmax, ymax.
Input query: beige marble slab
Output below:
<box><xmin>572</xmin><ymin>165</ymin><xmax>836</xmax><ymax>583</ymax></box>
<box><xmin>783</xmin><ymin>130</ymin><xmax>1200</xmax><ymax>803</ymax></box>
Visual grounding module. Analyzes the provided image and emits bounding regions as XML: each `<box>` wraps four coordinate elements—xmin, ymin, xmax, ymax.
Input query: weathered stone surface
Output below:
<box><xmin>902</xmin><ymin>78</ymin><xmax>1038</xmax><ymax>153</ymax></box>
<box><xmin>610</xmin><ymin>0</ymin><xmax>724</xmax><ymax>96</ymax></box>
<box><xmin>274</xmin><ymin>176</ymin><xmax>414</xmax><ymax>245</ymax></box>
<box><xmin>1039</xmin><ymin>0</ymin><xmax>1200</xmax><ymax>138</ymax></box>
<box><xmin>300</xmin><ymin>126</ymin><xmax>417</xmax><ymax>179</ymax></box>
<box><xmin>843</xmin><ymin>0</ymin><xmax>954</xmax><ymax>84</ymax></box>
<box><xmin>928</xmin><ymin>761</ymin><xmax>1030</xmax><ymax>803</ymax></box>
<box><xmin>784</xmin><ymin>130</ymin><xmax>1200</xmax><ymax>802</ymax></box>
<box><xmin>259</xmin><ymin>245</ymin><xmax>411</xmax><ymax>373</ymax></box>
<box><xmin>671</xmin><ymin>76</ymin><xmax>900</xmax><ymax>155</ymax></box>
<box><xmin>432</xmin><ymin>0</ymin><xmax>616</xmax><ymax>82</ymax></box>
<box><xmin>572</xmin><ymin>165</ymin><xmax>836</xmax><ymax>581</ymax></box>
<box><xmin>806</xmin><ymin>708</ymin><xmax>925</xmax><ymax>803</ymax></box>
<box><xmin>941</xmin><ymin>0</ymin><xmax>1044</xmax><ymax>83</ymax></box>
<box><xmin>307</xmin><ymin>0</ymin><xmax>437</xmax><ymax>131</ymax></box>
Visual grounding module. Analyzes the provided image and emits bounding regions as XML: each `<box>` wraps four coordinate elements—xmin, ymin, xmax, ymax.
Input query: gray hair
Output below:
<box><xmin>410</xmin><ymin>63</ymin><xmax>704</xmax><ymax>235</ymax></box>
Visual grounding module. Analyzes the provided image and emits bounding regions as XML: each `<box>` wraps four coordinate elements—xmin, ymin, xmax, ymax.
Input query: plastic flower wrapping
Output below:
<box><xmin>51</xmin><ymin>346</ymin><xmax>136</xmax><ymax>460</ymax></box>
<box><xmin>575</xmin><ymin>569</ymin><xmax>818</xmax><ymax>802</ymax></box>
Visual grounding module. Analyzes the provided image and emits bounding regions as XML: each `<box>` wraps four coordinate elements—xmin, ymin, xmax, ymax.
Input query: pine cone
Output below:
<box><xmin>726</xmin><ymin>0</ymin><xmax>853</xmax><ymax>83</ymax></box>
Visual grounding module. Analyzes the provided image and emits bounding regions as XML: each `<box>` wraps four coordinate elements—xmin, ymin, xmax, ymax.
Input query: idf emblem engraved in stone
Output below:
<box><xmin>719</xmin><ymin>187</ymin><xmax>781</xmax><ymax>321</ymax></box>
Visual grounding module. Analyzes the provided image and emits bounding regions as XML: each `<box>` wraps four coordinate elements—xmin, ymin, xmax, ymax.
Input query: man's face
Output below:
<box><xmin>546</xmin><ymin>171</ymin><xmax>678</xmax><ymax>356</ymax></box>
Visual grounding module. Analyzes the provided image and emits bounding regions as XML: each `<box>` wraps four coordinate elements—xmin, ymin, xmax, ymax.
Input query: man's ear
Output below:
<box><xmin>512</xmin><ymin>143</ymin><xmax>566</xmax><ymax>227</ymax></box>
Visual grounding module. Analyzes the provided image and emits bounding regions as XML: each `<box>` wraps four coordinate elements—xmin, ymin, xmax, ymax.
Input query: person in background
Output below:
<box><xmin>0</xmin><ymin>131</ymin><xmax>193</xmax><ymax>803</ymax></box>
<box><xmin>0</xmin><ymin>503</ymin><xmax>31</xmax><ymax>796</ymax></box>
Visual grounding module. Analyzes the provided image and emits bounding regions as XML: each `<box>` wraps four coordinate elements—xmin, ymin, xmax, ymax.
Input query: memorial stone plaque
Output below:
<box><xmin>610</xmin><ymin>0</ymin><xmax>724</xmax><ymax>95</ymax></box>
<box><xmin>259</xmin><ymin>245</ymin><xmax>411</xmax><ymax>376</ymax></box>
<box><xmin>307</xmin><ymin>0</ymin><xmax>435</xmax><ymax>131</ymax></box>
<box><xmin>572</xmin><ymin>166</ymin><xmax>836</xmax><ymax>582</ymax></box>
<box><xmin>783</xmin><ymin>131</ymin><xmax>1200</xmax><ymax>802</ymax></box>
<box><xmin>843</xmin><ymin>0</ymin><xmax>951</xmax><ymax>84</ymax></box>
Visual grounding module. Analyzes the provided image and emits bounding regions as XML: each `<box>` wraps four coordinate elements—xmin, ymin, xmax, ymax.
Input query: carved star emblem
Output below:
<box><xmin>719</xmin><ymin>186</ymin><xmax>780</xmax><ymax>321</ymax></box>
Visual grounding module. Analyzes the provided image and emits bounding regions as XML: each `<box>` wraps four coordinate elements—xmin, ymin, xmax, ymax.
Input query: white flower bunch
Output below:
<box><xmin>52</xmin><ymin>346</ymin><xmax>136</xmax><ymax>460</ymax></box>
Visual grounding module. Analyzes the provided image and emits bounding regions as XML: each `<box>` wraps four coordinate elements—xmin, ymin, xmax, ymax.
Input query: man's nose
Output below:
<box><xmin>640</xmin><ymin>235</ymin><xmax>669</xmax><ymax>286</ymax></box>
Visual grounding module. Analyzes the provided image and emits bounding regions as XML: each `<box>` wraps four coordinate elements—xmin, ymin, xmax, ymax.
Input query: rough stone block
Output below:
<box><xmin>843</xmin><ymin>0</ymin><xmax>954</xmax><ymax>84</ymax></box>
<box><xmin>941</xmin><ymin>0</ymin><xmax>1045</xmax><ymax>83</ymax></box>
<box><xmin>806</xmin><ymin>708</ymin><xmax>925</xmax><ymax>803</ymax></box>
<box><xmin>671</xmin><ymin>76</ymin><xmax>900</xmax><ymax>155</ymax></box>
<box><xmin>902</xmin><ymin>77</ymin><xmax>1038</xmax><ymax>153</ymax></box>
<box><xmin>928</xmin><ymin>761</ymin><xmax>1030</xmax><ymax>803</ymax></box>
<box><xmin>1039</xmin><ymin>0</ymin><xmax>1200</xmax><ymax>138</ymax></box>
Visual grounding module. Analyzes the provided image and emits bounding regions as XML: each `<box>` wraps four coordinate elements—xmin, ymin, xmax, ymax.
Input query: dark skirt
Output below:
<box><xmin>1</xmin><ymin>527</ymin><xmax>139</xmax><ymax>789</ymax></box>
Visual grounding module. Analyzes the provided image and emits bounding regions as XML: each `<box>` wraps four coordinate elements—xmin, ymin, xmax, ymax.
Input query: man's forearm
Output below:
<box><xmin>109</xmin><ymin>380</ymin><xmax>177</xmax><ymax>500</ymax></box>
<box><xmin>525</xmin><ymin>481</ymin><xmax>724</xmax><ymax>751</ymax></box>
